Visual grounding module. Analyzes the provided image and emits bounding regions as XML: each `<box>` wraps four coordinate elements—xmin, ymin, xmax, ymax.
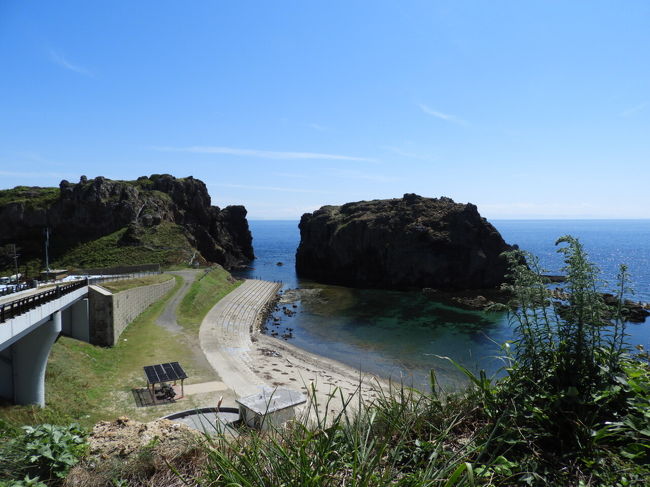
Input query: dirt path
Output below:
<box><xmin>148</xmin><ymin>269</ymin><xmax>234</xmax><ymax>412</ymax></box>
<box><xmin>156</xmin><ymin>269</ymin><xmax>200</xmax><ymax>333</ymax></box>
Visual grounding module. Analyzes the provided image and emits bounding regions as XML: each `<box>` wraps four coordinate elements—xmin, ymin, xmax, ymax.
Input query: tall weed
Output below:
<box><xmin>483</xmin><ymin>236</ymin><xmax>650</xmax><ymax>484</ymax></box>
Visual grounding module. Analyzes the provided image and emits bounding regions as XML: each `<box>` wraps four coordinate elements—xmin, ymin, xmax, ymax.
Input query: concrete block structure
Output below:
<box><xmin>237</xmin><ymin>387</ymin><xmax>306</xmax><ymax>431</ymax></box>
<box><xmin>88</xmin><ymin>278</ymin><xmax>175</xmax><ymax>346</ymax></box>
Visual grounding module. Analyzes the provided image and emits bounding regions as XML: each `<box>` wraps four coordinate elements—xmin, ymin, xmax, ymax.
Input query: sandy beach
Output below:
<box><xmin>199</xmin><ymin>279</ymin><xmax>387</xmax><ymax>415</ymax></box>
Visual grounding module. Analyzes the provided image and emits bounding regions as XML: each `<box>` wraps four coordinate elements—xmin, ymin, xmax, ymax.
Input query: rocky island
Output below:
<box><xmin>296</xmin><ymin>193</ymin><xmax>513</xmax><ymax>290</ymax></box>
<box><xmin>0</xmin><ymin>174</ymin><xmax>254</xmax><ymax>270</ymax></box>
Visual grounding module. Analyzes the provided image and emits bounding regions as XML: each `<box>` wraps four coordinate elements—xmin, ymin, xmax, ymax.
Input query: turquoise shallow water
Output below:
<box><xmin>237</xmin><ymin>220</ymin><xmax>650</xmax><ymax>391</ymax></box>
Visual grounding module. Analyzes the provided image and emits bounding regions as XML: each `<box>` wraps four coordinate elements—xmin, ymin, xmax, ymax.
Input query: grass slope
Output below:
<box><xmin>53</xmin><ymin>222</ymin><xmax>196</xmax><ymax>269</ymax></box>
<box><xmin>100</xmin><ymin>273</ymin><xmax>173</xmax><ymax>293</ymax></box>
<box><xmin>177</xmin><ymin>266</ymin><xmax>242</xmax><ymax>332</ymax></box>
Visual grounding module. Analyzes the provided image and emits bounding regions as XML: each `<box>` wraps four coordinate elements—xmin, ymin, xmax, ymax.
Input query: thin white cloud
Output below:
<box><xmin>272</xmin><ymin>172</ymin><xmax>310</xmax><ymax>179</ymax></box>
<box><xmin>213</xmin><ymin>183</ymin><xmax>330</xmax><ymax>194</ymax></box>
<box><xmin>152</xmin><ymin>145</ymin><xmax>377</xmax><ymax>162</ymax></box>
<box><xmin>308</xmin><ymin>123</ymin><xmax>329</xmax><ymax>131</ymax></box>
<box><xmin>48</xmin><ymin>49</ymin><xmax>93</xmax><ymax>77</ymax></box>
<box><xmin>381</xmin><ymin>146</ymin><xmax>435</xmax><ymax>161</ymax></box>
<box><xmin>328</xmin><ymin>168</ymin><xmax>398</xmax><ymax>183</ymax></box>
<box><xmin>418</xmin><ymin>103</ymin><xmax>468</xmax><ymax>126</ymax></box>
<box><xmin>619</xmin><ymin>102</ymin><xmax>647</xmax><ymax>118</ymax></box>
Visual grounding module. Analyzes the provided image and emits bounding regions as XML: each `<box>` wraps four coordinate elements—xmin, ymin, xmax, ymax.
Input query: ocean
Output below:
<box><xmin>236</xmin><ymin>220</ymin><xmax>650</xmax><ymax>391</ymax></box>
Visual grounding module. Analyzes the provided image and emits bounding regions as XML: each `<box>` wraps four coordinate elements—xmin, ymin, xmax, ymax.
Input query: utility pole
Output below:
<box><xmin>10</xmin><ymin>244</ymin><xmax>19</xmax><ymax>282</ymax></box>
<box><xmin>44</xmin><ymin>227</ymin><xmax>51</xmax><ymax>277</ymax></box>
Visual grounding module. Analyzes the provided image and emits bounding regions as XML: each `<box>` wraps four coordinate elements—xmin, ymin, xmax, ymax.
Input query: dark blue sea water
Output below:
<box><xmin>237</xmin><ymin>220</ymin><xmax>650</xmax><ymax>391</ymax></box>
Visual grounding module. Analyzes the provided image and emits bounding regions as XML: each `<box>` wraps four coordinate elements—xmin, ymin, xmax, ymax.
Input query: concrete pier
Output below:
<box><xmin>62</xmin><ymin>298</ymin><xmax>90</xmax><ymax>342</ymax></box>
<box><xmin>11</xmin><ymin>311</ymin><xmax>62</xmax><ymax>406</ymax></box>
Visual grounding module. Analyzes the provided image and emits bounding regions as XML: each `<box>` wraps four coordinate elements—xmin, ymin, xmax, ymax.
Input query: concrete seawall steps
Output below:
<box><xmin>199</xmin><ymin>279</ymin><xmax>281</xmax><ymax>397</ymax></box>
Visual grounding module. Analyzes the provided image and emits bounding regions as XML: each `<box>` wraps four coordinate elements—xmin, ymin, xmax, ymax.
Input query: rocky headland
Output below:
<box><xmin>296</xmin><ymin>193</ymin><xmax>514</xmax><ymax>290</ymax></box>
<box><xmin>0</xmin><ymin>174</ymin><xmax>254</xmax><ymax>270</ymax></box>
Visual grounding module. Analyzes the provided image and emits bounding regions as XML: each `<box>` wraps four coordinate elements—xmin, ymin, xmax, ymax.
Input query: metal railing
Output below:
<box><xmin>0</xmin><ymin>279</ymin><xmax>88</xmax><ymax>324</ymax></box>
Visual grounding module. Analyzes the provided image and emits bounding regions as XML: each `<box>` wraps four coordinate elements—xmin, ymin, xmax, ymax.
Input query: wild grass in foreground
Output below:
<box><xmin>198</xmin><ymin>381</ymin><xmax>486</xmax><ymax>487</ymax></box>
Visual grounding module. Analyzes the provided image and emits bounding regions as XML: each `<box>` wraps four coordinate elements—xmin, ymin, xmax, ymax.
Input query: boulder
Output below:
<box><xmin>296</xmin><ymin>194</ymin><xmax>513</xmax><ymax>290</ymax></box>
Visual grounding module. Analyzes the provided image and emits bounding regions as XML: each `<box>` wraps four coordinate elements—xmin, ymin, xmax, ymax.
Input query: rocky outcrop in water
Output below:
<box><xmin>0</xmin><ymin>174</ymin><xmax>254</xmax><ymax>269</ymax></box>
<box><xmin>296</xmin><ymin>194</ymin><xmax>513</xmax><ymax>290</ymax></box>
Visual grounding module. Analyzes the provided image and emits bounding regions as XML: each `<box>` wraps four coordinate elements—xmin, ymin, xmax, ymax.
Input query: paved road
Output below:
<box><xmin>0</xmin><ymin>284</ymin><xmax>58</xmax><ymax>306</ymax></box>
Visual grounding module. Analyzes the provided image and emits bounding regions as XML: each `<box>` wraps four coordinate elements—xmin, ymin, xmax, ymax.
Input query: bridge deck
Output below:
<box><xmin>0</xmin><ymin>286</ymin><xmax>55</xmax><ymax>306</ymax></box>
<box><xmin>0</xmin><ymin>280</ymin><xmax>87</xmax><ymax>324</ymax></box>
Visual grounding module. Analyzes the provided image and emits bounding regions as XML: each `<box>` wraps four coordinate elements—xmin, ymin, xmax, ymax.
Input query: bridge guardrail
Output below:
<box><xmin>0</xmin><ymin>282</ymin><xmax>36</xmax><ymax>298</ymax></box>
<box><xmin>0</xmin><ymin>279</ymin><xmax>88</xmax><ymax>324</ymax></box>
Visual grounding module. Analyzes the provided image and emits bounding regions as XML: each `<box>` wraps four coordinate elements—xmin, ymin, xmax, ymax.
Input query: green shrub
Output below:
<box><xmin>475</xmin><ymin>236</ymin><xmax>650</xmax><ymax>484</ymax></box>
<box><xmin>0</xmin><ymin>475</ymin><xmax>47</xmax><ymax>487</ymax></box>
<box><xmin>0</xmin><ymin>423</ymin><xmax>87</xmax><ymax>485</ymax></box>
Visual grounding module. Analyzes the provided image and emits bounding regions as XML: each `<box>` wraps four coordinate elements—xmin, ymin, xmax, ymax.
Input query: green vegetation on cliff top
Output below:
<box><xmin>52</xmin><ymin>222</ymin><xmax>196</xmax><ymax>270</ymax></box>
<box><xmin>0</xmin><ymin>175</ymin><xmax>189</xmax><ymax>209</ymax></box>
<box><xmin>0</xmin><ymin>186</ymin><xmax>59</xmax><ymax>210</ymax></box>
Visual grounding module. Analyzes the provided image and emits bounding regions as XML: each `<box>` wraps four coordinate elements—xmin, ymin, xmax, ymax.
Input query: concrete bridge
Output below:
<box><xmin>0</xmin><ymin>280</ymin><xmax>90</xmax><ymax>407</ymax></box>
<box><xmin>0</xmin><ymin>273</ymin><xmax>173</xmax><ymax>407</ymax></box>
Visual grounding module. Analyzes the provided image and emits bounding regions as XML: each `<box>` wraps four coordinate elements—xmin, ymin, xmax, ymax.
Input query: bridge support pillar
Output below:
<box><xmin>71</xmin><ymin>298</ymin><xmax>89</xmax><ymax>342</ymax></box>
<box><xmin>12</xmin><ymin>311</ymin><xmax>62</xmax><ymax>407</ymax></box>
<box><xmin>0</xmin><ymin>348</ymin><xmax>12</xmax><ymax>400</ymax></box>
<box><xmin>62</xmin><ymin>298</ymin><xmax>90</xmax><ymax>342</ymax></box>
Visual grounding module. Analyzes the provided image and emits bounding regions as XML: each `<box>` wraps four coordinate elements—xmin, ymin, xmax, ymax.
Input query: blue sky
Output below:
<box><xmin>1</xmin><ymin>1</ymin><xmax>649</xmax><ymax>219</ymax></box>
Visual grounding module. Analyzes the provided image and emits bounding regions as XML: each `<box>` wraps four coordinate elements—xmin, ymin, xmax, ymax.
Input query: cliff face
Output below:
<box><xmin>296</xmin><ymin>194</ymin><xmax>513</xmax><ymax>290</ymax></box>
<box><xmin>0</xmin><ymin>174</ymin><xmax>254</xmax><ymax>269</ymax></box>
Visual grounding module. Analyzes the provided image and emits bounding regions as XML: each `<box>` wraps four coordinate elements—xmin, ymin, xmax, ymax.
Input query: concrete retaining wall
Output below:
<box><xmin>88</xmin><ymin>277</ymin><xmax>175</xmax><ymax>346</ymax></box>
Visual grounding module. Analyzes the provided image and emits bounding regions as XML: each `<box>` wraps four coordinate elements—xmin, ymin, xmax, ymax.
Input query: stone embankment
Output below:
<box><xmin>89</xmin><ymin>277</ymin><xmax>176</xmax><ymax>346</ymax></box>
